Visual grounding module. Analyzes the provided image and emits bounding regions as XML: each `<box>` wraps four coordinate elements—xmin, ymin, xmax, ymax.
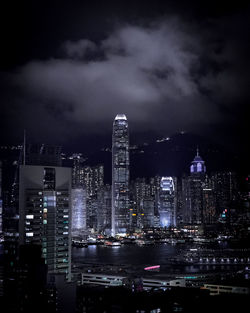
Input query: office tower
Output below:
<box><xmin>71</xmin><ymin>188</ymin><xmax>87</xmax><ymax>236</ymax></box>
<box><xmin>237</xmin><ymin>174</ymin><xmax>250</xmax><ymax>224</ymax></box>
<box><xmin>19</xmin><ymin>165</ymin><xmax>72</xmax><ymax>279</ymax></box>
<box><xmin>176</xmin><ymin>178</ymin><xmax>184</xmax><ymax>227</ymax></box>
<box><xmin>2</xmin><ymin>148</ymin><xmax>21</xmax><ymax>306</ymax></box>
<box><xmin>129</xmin><ymin>185</ymin><xmax>138</xmax><ymax>229</ymax></box>
<box><xmin>112</xmin><ymin>114</ymin><xmax>129</xmax><ymax>235</ymax></box>
<box><xmin>130</xmin><ymin>178</ymin><xmax>153</xmax><ymax>229</ymax></box>
<box><xmin>25</xmin><ymin>143</ymin><xmax>62</xmax><ymax>167</ymax></box>
<box><xmin>81</xmin><ymin>165</ymin><xmax>104</xmax><ymax>196</ymax></box>
<box><xmin>142</xmin><ymin>199</ymin><xmax>155</xmax><ymax>228</ymax></box>
<box><xmin>71</xmin><ymin>153</ymin><xmax>85</xmax><ymax>188</ymax></box>
<box><xmin>158</xmin><ymin>177</ymin><xmax>177</xmax><ymax>227</ymax></box>
<box><xmin>149</xmin><ymin>176</ymin><xmax>161</xmax><ymax>228</ymax></box>
<box><xmin>202</xmin><ymin>175</ymin><xmax>216</xmax><ymax>224</ymax></box>
<box><xmin>83</xmin><ymin>165</ymin><xmax>104</xmax><ymax>230</ymax></box>
<box><xmin>182</xmin><ymin>149</ymin><xmax>206</xmax><ymax>225</ymax></box>
<box><xmin>71</xmin><ymin>158</ymin><xmax>104</xmax><ymax>231</ymax></box>
<box><xmin>97</xmin><ymin>184</ymin><xmax>112</xmax><ymax>233</ymax></box>
<box><xmin>211</xmin><ymin>171</ymin><xmax>238</xmax><ymax>223</ymax></box>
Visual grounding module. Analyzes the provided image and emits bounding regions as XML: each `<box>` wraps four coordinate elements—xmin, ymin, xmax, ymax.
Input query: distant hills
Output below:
<box><xmin>86</xmin><ymin>132</ymin><xmax>243</xmax><ymax>183</ymax></box>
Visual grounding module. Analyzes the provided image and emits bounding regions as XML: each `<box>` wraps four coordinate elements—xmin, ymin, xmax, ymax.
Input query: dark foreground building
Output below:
<box><xmin>76</xmin><ymin>284</ymin><xmax>249</xmax><ymax>313</ymax></box>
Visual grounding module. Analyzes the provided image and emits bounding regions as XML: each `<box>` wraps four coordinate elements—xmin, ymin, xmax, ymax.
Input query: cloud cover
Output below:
<box><xmin>1</xmin><ymin>13</ymin><xmax>249</xmax><ymax>147</ymax></box>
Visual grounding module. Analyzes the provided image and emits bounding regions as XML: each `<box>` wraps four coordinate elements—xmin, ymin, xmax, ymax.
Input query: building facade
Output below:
<box><xmin>181</xmin><ymin>149</ymin><xmax>206</xmax><ymax>225</ymax></box>
<box><xmin>71</xmin><ymin>188</ymin><xmax>87</xmax><ymax>236</ymax></box>
<box><xmin>158</xmin><ymin>177</ymin><xmax>177</xmax><ymax>227</ymax></box>
<box><xmin>112</xmin><ymin>114</ymin><xmax>130</xmax><ymax>235</ymax></box>
<box><xmin>19</xmin><ymin>165</ymin><xmax>72</xmax><ymax>279</ymax></box>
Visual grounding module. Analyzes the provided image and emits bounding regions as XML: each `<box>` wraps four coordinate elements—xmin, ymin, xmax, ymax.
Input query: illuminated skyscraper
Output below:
<box><xmin>210</xmin><ymin>171</ymin><xmax>238</xmax><ymax>223</ymax></box>
<box><xmin>182</xmin><ymin>148</ymin><xmax>206</xmax><ymax>224</ymax></box>
<box><xmin>71</xmin><ymin>188</ymin><xmax>87</xmax><ymax>235</ymax></box>
<box><xmin>19</xmin><ymin>165</ymin><xmax>72</xmax><ymax>280</ymax></box>
<box><xmin>97</xmin><ymin>184</ymin><xmax>112</xmax><ymax>233</ymax></box>
<box><xmin>159</xmin><ymin>177</ymin><xmax>177</xmax><ymax>227</ymax></box>
<box><xmin>112</xmin><ymin>114</ymin><xmax>129</xmax><ymax>235</ymax></box>
<box><xmin>71</xmin><ymin>159</ymin><xmax>104</xmax><ymax>231</ymax></box>
<box><xmin>82</xmin><ymin>165</ymin><xmax>104</xmax><ymax>230</ymax></box>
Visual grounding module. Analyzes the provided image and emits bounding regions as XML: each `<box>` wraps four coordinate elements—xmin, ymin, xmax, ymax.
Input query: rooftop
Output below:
<box><xmin>115</xmin><ymin>114</ymin><xmax>127</xmax><ymax>121</ymax></box>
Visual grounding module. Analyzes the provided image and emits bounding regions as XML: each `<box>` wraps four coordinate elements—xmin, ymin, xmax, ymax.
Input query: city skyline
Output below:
<box><xmin>0</xmin><ymin>2</ymin><xmax>250</xmax><ymax>312</ymax></box>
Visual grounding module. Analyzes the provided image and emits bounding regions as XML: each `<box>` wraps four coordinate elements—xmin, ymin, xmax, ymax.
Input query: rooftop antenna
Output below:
<box><xmin>196</xmin><ymin>145</ymin><xmax>199</xmax><ymax>157</ymax></box>
<box><xmin>23</xmin><ymin>129</ymin><xmax>26</xmax><ymax>165</ymax></box>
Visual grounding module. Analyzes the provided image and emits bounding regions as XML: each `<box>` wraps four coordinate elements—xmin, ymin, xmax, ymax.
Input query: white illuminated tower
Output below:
<box><xmin>159</xmin><ymin>177</ymin><xmax>176</xmax><ymax>227</ymax></box>
<box><xmin>71</xmin><ymin>188</ymin><xmax>87</xmax><ymax>235</ymax></box>
<box><xmin>112</xmin><ymin>114</ymin><xmax>129</xmax><ymax>235</ymax></box>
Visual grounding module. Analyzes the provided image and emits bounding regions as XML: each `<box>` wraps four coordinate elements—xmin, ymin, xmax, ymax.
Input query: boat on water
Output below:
<box><xmin>144</xmin><ymin>265</ymin><xmax>160</xmax><ymax>272</ymax></box>
<box><xmin>72</xmin><ymin>240</ymin><xmax>88</xmax><ymax>248</ymax></box>
<box><xmin>121</xmin><ymin>238</ymin><xmax>135</xmax><ymax>244</ymax></box>
<box><xmin>104</xmin><ymin>240</ymin><xmax>121</xmax><ymax>247</ymax></box>
<box><xmin>135</xmin><ymin>239</ymin><xmax>154</xmax><ymax>246</ymax></box>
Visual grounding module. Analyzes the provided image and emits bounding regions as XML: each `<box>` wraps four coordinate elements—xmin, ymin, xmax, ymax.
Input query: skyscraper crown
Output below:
<box><xmin>190</xmin><ymin>147</ymin><xmax>206</xmax><ymax>174</ymax></box>
<box><xmin>115</xmin><ymin>114</ymin><xmax>127</xmax><ymax>120</ymax></box>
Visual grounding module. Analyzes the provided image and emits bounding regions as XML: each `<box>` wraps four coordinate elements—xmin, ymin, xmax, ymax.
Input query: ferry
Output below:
<box><xmin>144</xmin><ymin>265</ymin><xmax>160</xmax><ymax>272</ymax></box>
<box><xmin>121</xmin><ymin>238</ymin><xmax>135</xmax><ymax>244</ymax></box>
<box><xmin>72</xmin><ymin>240</ymin><xmax>88</xmax><ymax>248</ymax></box>
<box><xmin>104</xmin><ymin>240</ymin><xmax>121</xmax><ymax>247</ymax></box>
<box><xmin>135</xmin><ymin>239</ymin><xmax>154</xmax><ymax>246</ymax></box>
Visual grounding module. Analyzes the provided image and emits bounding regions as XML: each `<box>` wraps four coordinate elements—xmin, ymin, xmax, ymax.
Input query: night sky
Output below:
<box><xmin>0</xmin><ymin>1</ymin><xmax>249</xmax><ymax>160</ymax></box>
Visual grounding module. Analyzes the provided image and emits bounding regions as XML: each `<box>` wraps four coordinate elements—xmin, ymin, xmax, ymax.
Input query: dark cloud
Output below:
<box><xmin>4</xmin><ymin>21</ymin><xmax>214</xmax><ymax>132</ymax></box>
<box><xmin>1</xmin><ymin>3</ymin><xmax>249</xmax><ymax>152</ymax></box>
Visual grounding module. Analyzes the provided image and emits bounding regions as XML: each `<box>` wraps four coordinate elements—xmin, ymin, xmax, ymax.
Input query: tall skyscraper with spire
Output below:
<box><xmin>181</xmin><ymin>147</ymin><xmax>206</xmax><ymax>224</ymax></box>
<box><xmin>112</xmin><ymin>114</ymin><xmax>129</xmax><ymax>235</ymax></box>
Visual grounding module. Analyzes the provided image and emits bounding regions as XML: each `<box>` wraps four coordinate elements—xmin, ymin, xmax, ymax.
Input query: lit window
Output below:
<box><xmin>26</xmin><ymin>232</ymin><xmax>33</xmax><ymax>237</ymax></box>
<box><xmin>26</xmin><ymin>215</ymin><xmax>34</xmax><ymax>219</ymax></box>
<box><xmin>47</xmin><ymin>201</ymin><xmax>55</xmax><ymax>207</ymax></box>
<box><xmin>43</xmin><ymin>208</ymin><xmax>47</xmax><ymax>213</ymax></box>
<box><xmin>43</xmin><ymin>220</ymin><xmax>47</xmax><ymax>224</ymax></box>
<box><xmin>47</xmin><ymin>196</ymin><xmax>56</xmax><ymax>201</ymax></box>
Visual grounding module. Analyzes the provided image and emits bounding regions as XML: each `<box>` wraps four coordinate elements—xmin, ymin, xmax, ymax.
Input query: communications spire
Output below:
<box><xmin>23</xmin><ymin>129</ymin><xmax>26</xmax><ymax>165</ymax></box>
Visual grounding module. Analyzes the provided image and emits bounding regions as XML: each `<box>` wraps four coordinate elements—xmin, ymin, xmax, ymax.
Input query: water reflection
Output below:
<box><xmin>72</xmin><ymin>243</ymin><xmax>248</xmax><ymax>275</ymax></box>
